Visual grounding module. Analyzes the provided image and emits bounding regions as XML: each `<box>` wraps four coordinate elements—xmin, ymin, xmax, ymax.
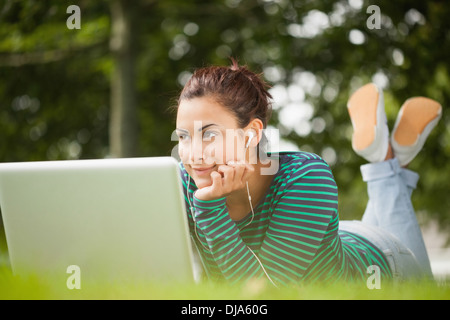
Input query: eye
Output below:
<box><xmin>177</xmin><ymin>133</ymin><xmax>190</xmax><ymax>142</ymax></box>
<box><xmin>203</xmin><ymin>130</ymin><xmax>219</xmax><ymax>140</ymax></box>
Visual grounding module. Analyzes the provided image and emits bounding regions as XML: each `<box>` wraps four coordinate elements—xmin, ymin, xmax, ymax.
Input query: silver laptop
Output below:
<box><xmin>0</xmin><ymin>156</ymin><xmax>196</xmax><ymax>286</ymax></box>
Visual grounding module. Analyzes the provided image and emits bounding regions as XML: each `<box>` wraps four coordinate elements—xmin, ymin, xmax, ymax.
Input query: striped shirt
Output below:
<box><xmin>179</xmin><ymin>151</ymin><xmax>391</xmax><ymax>286</ymax></box>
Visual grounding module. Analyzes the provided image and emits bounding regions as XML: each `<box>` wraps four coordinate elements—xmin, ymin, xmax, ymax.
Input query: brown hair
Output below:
<box><xmin>178</xmin><ymin>59</ymin><xmax>273</xmax><ymax>128</ymax></box>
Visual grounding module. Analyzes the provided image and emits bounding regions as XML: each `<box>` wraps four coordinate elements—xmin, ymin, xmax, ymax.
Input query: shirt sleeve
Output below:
<box><xmin>192</xmin><ymin>158</ymin><xmax>338</xmax><ymax>286</ymax></box>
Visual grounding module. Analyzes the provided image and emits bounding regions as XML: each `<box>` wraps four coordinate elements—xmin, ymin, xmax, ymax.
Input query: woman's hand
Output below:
<box><xmin>194</xmin><ymin>161</ymin><xmax>254</xmax><ymax>201</ymax></box>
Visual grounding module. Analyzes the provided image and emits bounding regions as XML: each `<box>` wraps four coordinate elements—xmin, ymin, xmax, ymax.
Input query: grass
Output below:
<box><xmin>1</xmin><ymin>248</ymin><xmax>449</xmax><ymax>300</ymax></box>
<box><xmin>1</xmin><ymin>265</ymin><xmax>449</xmax><ymax>300</ymax></box>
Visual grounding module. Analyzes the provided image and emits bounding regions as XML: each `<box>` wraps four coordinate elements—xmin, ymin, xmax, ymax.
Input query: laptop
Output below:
<box><xmin>0</xmin><ymin>156</ymin><xmax>197</xmax><ymax>287</ymax></box>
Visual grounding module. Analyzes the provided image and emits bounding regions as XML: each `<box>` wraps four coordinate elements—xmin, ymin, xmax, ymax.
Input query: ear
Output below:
<box><xmin>245</xmin><ymin>118</ymin><xmax>264</xmax><ymax>148</ymax></box>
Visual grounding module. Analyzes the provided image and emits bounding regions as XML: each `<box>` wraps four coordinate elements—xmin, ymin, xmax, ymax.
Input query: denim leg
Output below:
<box><xmin>361</xmin><ymin>164</ymin><xmax>418</xmax><ymax>226</ymax></box>
<box><xmin>339</xmin><ymin>220</ymin><xmax>423</xmax><ymax>281</ymax></box>
<box><xmin>359</xmin><ymin>158</ymin><xmax>432</xmax><ymax>276</ymax></box>
<box><xmin>361</xmin><ymin>197</ymin><xmax>377</xmax><ymax>226</ymax></box>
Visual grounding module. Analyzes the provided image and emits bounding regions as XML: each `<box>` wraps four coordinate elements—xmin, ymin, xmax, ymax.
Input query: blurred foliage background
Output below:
<box><xmin>0</xmin><ymin>0</ymin><xmax>449</xmax><ymax>254</ymax></box>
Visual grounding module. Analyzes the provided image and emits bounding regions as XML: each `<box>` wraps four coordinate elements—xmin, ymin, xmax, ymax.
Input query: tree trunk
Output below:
<box><xmin>109</xmin><ymin>0</ymin><xmax>137</xmax><ymax>158</ymax></box>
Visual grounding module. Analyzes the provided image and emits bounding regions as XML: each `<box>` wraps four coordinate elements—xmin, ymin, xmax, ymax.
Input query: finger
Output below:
<box><xmin>220</xmin><ymin>164</ymin><xmax>241</xmax><ymax>193</ymax></box>
<box><xmin>210</xmin><ymin>170</ymin><xmax>223</xmax><ymax>189</ymax></box>
<box><xmin>227</xmin><ymin>159</ymin><xmax>246</xmax><ymax>166</ymax></box>
<box><xmin>226</xmin><ymin>160</ymin><xmax>236</xmax><ymax>166</ymax></box>
<box><xmin>218</xmin><ymin>164</ymin><xmax>234</xmax><ymax>182</ymax></box>
<box><xmin>227</xmin><ymin>159</ymin><xmax>247</xmax><ymax>175</ymax></box>
<box><xmin>241</xmin><ymin>164</ymin><xmax>255</xmax><ymax>183</ymax></box>
<box><xmin>210</xmin><ymin>171</ymin><xmax>223</xmax><ymax>196</ymax></box>
<box><xmin>226</xmin><ymin>162</ymin><xmax>248</xmax><ymax>190</ymax></box>
<box><xmin>225</xmin><ymin>161</ymin><xmax>251</xmax><ymax>184</ymax></box>
<box><xmin>233</xmin><ymin>163</ymin><xmax>246</xmax><ymax>182</ymax></box>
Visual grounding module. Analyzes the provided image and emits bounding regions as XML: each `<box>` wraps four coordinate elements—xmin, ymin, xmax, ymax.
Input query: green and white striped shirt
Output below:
<box><xmin>180</xmin><ymin>152</ymin><xmax>391</xmax><ymax>286</ymax></box>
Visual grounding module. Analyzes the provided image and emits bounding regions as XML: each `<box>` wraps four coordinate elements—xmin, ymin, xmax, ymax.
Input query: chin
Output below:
<box><xmin>192</xmin><ymin>176</ymin><xmax>213</xmax><ymax>189</ymax></box>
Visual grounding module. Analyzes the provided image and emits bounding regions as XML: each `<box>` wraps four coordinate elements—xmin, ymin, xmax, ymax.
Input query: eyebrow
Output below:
<box><xmin>200</xmin><ymin>123</ymin><xmax>218</xmax><ymax>131</ymax></box>
<box><xmin>176</xmin><ymin>123</ymin><xmax>219</xmax><ymax>133</ymax></box>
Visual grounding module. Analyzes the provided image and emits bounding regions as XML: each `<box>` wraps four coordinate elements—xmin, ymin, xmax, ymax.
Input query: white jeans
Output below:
<box><xmin>340</xmin><ymin>158</ymin><xmax>433</xmax><ymax>281</ymax></box>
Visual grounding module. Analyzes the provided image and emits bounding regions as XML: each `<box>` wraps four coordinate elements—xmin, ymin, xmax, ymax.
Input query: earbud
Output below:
<box><xmin>245</xmin><ymin>131</ymin><xmax>255</xmax><ymax>149</ymax></box>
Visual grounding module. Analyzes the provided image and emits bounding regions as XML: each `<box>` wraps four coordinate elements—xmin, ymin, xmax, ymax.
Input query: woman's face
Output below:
<box><xmin>176</xmin><ymin>96</ymin><xmax>248</xmax><ymax>188</ymax></box>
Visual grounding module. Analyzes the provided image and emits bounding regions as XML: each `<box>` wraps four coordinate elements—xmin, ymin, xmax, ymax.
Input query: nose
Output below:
<box><xmin>187</xmin><ymin>138</ymin><xmax>204</xmax><ymax>164</ymax></box>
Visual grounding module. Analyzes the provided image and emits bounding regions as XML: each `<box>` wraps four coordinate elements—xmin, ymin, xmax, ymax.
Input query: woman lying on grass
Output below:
<box><xmin>174</xmin><ymin>59</ymin><xmax>442</xmax><ymax>287</ymax></box>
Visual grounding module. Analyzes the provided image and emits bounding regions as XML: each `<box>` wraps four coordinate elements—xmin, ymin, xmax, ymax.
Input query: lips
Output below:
<box><xmin>191</xmin><ymin>165</ymin><xmax>215</xmax><ymax>177</ymax></box>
